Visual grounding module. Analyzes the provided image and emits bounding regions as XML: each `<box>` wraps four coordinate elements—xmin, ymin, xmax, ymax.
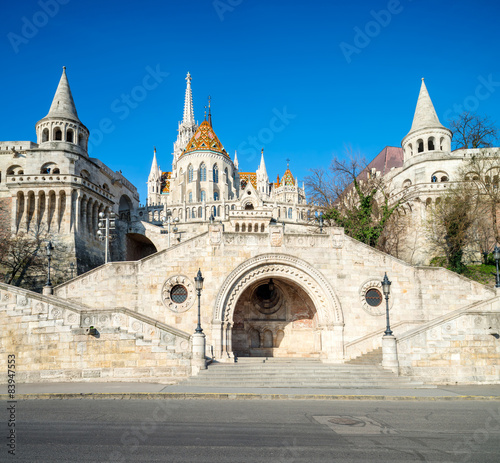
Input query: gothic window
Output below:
<box><xmin>428</xmin><ymin>137</ymin><xmax>435</xmax><ymax>151</ymax></box>
<box><xmin>189</xmin><ymin>192</ymin><xmax>193</xmax><ymax>203</ymax></box>
<box><xmin>212</xmin><ymin>205</ymin><xmax>217</xmax><ymax>217</ymax></box>
<box><xmin>214</xmin><ymin>191</ymin><xmax>219</xmax><ymax>201</ymax></box>
<box><xmin>260</xmin><ymin>223</ymin><xmax>265</xmax><ymax>233</ymax></box>
<box><xmin>200</xmin><ymin>191</ymin><xmax>206</xmax><ymax>202</ymax></box>
<box><xmin>213</xmin><ymin>164</ymin><xmax>219</xmax><ymax>183</ymax></box>
<box><xmin>235</xmin><ymin>223</ymin><xmax>240</xmax><ymax>232</ymax></box>
<box><xmin>67</xmin><ymin>129</ymin><xmax>74</xmax><ymax>143</ymax></box>
<box><xmin>200</xmin><ymin>163</ymin><xmax>207</xmax><ymax>181</ymax></box>
<box><xmin>225</xmin><ymin>167</ymin><xmax>228</xmax><ymax>183</ymax></box>
<box><xmin>54</xmin><ymin>128</ymin><xmax>62</xmax><ymax>141</ymax></box>
<box><xmin>288</xmin><ymin>208</ymin><xmax>292</xmax><ymax>219</ymax></box>
<box><xmin>417</xmin><ymin>139</ymin><xmax>424</xmax><ymax>153</ymax></box>
<box><xmin>188</xmin><ymin>164</ymin><xmax>194</xmax><ymax>183</ymax></box>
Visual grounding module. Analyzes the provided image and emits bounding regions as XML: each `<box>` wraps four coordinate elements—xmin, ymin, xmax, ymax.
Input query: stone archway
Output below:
<box><xmin>212</xmin><ymin>254</ymin><xmax>344</xmax><ymax>362</ymax></box>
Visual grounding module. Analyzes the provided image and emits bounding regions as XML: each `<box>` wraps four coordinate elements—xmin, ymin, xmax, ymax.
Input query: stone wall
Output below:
<box><xmin>397</xmin><ymin>297</ymin><xmax>500</xmax><ymax>384</ymax></box>
<box><xmin>0</xmin><ymin>282</ymin><xmax>191</xmax><ymax>384</ymax></box>
<box><xmin>54</xmin><ymin>228</ymin><xmax>496</xmax><ymax>362</ymax></box>
<box><xmin>0</xmin><ymin>197</ymin><xmax>11</xmax><ymax>240</ymax></box>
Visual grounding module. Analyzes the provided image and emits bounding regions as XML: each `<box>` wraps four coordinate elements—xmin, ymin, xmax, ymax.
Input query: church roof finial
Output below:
<box><xmin>45</xmin><ymin>67</ymin><xmax>80</xmax><ymax>123</ymax></box>
<box><xmin>208</xmin><ymin>95</ymin><xmax>212</xmax><ymax>127</ymax></box>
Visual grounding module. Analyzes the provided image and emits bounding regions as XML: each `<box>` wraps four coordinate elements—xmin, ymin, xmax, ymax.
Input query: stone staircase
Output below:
<box><xmin>346</xmin><ymin>347</ymin><xmax>383</xmax><ymax>365</ymax></box>
<box><xmin>181</xmin><ymin>357</ymin><xmax>431</xmax><ymax>389</ymax></box>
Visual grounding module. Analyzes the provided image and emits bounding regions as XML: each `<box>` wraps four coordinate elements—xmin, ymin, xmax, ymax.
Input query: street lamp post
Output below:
<box><xmin>97</xmin><ymin>212</ymin><xmax>116</xmax><ymax>263</ymax></box>
<box><xmin>319</xmin><ymin>214</ymin><xmax>324</xmax><ymax>234</ymax></box>
<box><xmin>42</xmin><ymin>241</ymin><xmax>55</xmax><ymax>295</ymax></box>
<box><xmin>69</xmin><ymin>262</ymin><xmax>75</xmax><ymax>279</ymax></box>
<box><xmin>382</xmin><ymin>272</ymin><xmax>393</xmax><ymax>336</ymax></box>
<box><xmin>494</xmin><ymin>245</ymin><xmax>500</xmax><ymax>288</ymax></box>
<box><xmin>163</xmin><ymin>212</ymin><xmax>179</xmax><ymax>248</ymax></box>
<box><xmin>194</xmin><ymin>269</ymin><xmax>204</xmax><ymax>333</ymax></box>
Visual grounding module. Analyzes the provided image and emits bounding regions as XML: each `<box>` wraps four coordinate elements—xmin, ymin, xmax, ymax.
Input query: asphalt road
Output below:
<box><xmin>2</xmin><ymin>399</ymin><xmax>500</xmax><ymax>462</ymax></box>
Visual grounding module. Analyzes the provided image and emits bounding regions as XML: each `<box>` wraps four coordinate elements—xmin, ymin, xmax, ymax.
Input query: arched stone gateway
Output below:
<box><xmin>212</xmin><ymin>254</ymin><xmax>345</xmax><ymax>362</ymax></box>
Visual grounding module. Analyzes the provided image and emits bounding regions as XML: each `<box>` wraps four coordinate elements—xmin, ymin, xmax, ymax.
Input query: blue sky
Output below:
<box><xmin>2</xmin><ymin>0</ymin><xmax>500</xmax><ymax>202</ymax></box>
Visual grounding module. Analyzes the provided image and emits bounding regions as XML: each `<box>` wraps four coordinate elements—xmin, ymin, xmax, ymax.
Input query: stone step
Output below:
<box><xmin>180</xmin><ymin>382</ymin><xmax>427</xmax><ymax>388</ymax></box>
<box><xmin>347</xmin><ymin>347</ymin><xmax>383</xmax><ymax>365</ymax></box>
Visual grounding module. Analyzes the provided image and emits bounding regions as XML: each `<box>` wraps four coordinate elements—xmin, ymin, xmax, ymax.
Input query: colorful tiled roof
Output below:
<box><xmin>183</xmin><ymin>120</ymin><xmax>228</xmax><ymax>157</ymax></box>
<box><xmin>281</xmin><ymin>168</ymin><xmax>295</xmax><ymax>186</ymax></box>
<box><xmin>161</xmin><ymin>172</ymin><xmax>171</xmax><ymax>194</ymax></box>
<box><xmin>239</xmin><ymin>172</ymin><xmax>257</xmax><ymax>190</ymax></box>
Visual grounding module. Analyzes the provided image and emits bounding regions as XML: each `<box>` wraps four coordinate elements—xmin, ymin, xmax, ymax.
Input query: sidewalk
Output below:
<box><xmin>2</xmin><ymin>382</ymin><xmax>500</xmax><ymax>400</ymax></box>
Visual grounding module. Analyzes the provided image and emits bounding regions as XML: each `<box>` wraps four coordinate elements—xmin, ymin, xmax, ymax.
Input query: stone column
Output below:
<box><xmin>191</xmin><ymin>332</ymin><xmax>207</xmax><ymax>375</ymax></box>
<box><xmin>382</xmin><ymin>335</ymin><xmax>399</xmax><ymax>375</ymax></box>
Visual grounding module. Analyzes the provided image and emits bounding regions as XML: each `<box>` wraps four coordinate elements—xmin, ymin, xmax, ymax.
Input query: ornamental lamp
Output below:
<box><xmin>381</xmin><ymin>272</ymin><xmax>391</xmax><ymax>296</ymax></box>
<box><xmin>194</xmin><ymin>269</ymin><xmax>204</xmax><ymax>291</ymax></box>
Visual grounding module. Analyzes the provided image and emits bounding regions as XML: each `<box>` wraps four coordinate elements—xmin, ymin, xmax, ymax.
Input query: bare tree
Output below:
<box><xmin>449</xmin><ymin>111</ymin><xmax>498</xmax><ymax>150</ymax></box>
<box><xmin>305</xmin><ymin>152</ymin><xmax>406</xmax><ymax>248</ymax></box>
<box><xmin>426</xmin><ymin>181</ymin><xmax>481</xmax><ymax>273</ymax></box>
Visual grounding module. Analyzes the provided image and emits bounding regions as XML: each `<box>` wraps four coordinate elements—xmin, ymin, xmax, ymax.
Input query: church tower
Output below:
<box><xmin>172</xmin><ymin>72</ymin><xmax>198</xmax><ymax>169</ymax></box>
<box><xmin>35</xmin><ymin>67</ymin><xmax>89</xmax><ymax>156</ymax></box>
<box><xmin>401</xmin><ymin>78</ymin><xmax>452</xmax><ymax>163</ymax></box>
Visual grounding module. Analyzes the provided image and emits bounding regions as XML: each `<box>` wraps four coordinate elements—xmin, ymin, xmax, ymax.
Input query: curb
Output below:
<box><xmin>1</xmin><ymin>393</ymin><xmax>500</xmax><ymax>401</ymax></box>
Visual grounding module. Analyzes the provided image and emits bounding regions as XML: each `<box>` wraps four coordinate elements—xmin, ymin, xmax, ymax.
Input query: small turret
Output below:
<box><xmin>35</xmin><ymin>67</ymin><xmax>89</xmax><ymax>154</ymax></box>
<box><xmin>256</xmin><ymin>148</ymin><xmax>269</xmax><ymax>195</ymax></box>
<box><xmin>401</xmin><ymin>79</ymin><xmax>452</xmax><ymax>162</ymax></box>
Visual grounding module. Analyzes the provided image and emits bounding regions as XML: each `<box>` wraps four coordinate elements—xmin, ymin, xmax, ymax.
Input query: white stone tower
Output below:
<box><xmin>35</xmin><ymin>67</ymin><xmax>89</xmax><ymax>156</ymax></box>
<box><xmin>256</xmin><ymin>148</ymin><xmax>270</xmax><ymax>196</ymax></box>
<box><xmin>147</xmin><ymin>147</ymin><xmax>162</xmax><ymax>204</ymax></box>
<box><xmin>401</xmin><ymin>78</ymin><xmax>452</xmax><ymax>163</ymax></box>
<box><xmin>172</xmin><ymin>72</ymin><xmax>198</xmax><ymax>169</ymax></box>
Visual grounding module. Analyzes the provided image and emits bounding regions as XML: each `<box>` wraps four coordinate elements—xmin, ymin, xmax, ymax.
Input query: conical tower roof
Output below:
<box><xmin>408</xmin><ymin>78</ymin><xmax>444</xmax><ymax>133</ymax></box>
<box><xmin>183</xmin><ymin>120</ymin><xmax>228</xmax><ymax>157</ymax></box>
<box><xmin>45</xmin><ymin>67</ymin><xmax>81</xmax><ymax>122</ymax></box>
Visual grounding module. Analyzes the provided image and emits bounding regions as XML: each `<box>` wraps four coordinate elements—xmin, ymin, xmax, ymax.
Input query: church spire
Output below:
<box><xmin>208</xmin><ymin>95</ymin><xmax>212</xmax><ymax>127</ymax></box>
<box><xmin>409</xmin><ymin>78</ymin><xmax>444</xmax><ymax>132</ymax></box>
<box><xmin>182</xmin><ymin>72</ymin><xmax>194</xmax><ymax>126</ymax></box>
<box><xmin>234</xmin><ymin>150</ymin><xmax>239</xmax><ymax>169</ymax></box>
<box><xmin>46</xmin><ymin>66</ymin><xmax>80</xmax><ymax>123</ymax></box>
<box><xmin>149</xmin><ymin>146</ymin><xmax>160</xmax><ymax>181</ymax></box>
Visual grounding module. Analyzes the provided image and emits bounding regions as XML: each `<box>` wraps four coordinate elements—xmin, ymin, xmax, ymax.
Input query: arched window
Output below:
<box><xmin>42</xmin><ymin>128</ymin><xmax>49</xmax><ymax>142</ymax></box>
<box><xmin>417</xmin><ymin>139</ymin><xmax>424</xmax><ymax>153</ymax></box>
<box><xmin>188</xmin><ymin>164</ymin><xmax>194</xmax><ymax>183</ymax></box>
<box><xmin>189</xmin><ymin>192</ymin><xmax>193</xmax><ymax>203</ymax></box>
<box><xmin>67</xmin><ymin>129</ymin><xmax>74</xmax><ymax>143</ymax></box>
<box><xmin>235</xmin><ymin>223</ymin><xmax>240</xmax><ymax>232</ymax></box>
<box><xmin>408</xmin><ymin>143</ymin><xmax>413</xmax><ymax>156</ymax></box>
<box><xmin>54</xmin><ymin>128</ymin><xmax>62</xmax><ymax>141</ymax></box>
<box><xmin>199</xmin><ymin>163</ymin><xmax>206</xmax><ymax>181</ymax></box>
<box><xmin>288</xmin><ymin>208</ymin><xmax>293</xmax><ymax>219</ymax></box>
<box><xmin>200</xmin><ymin>191</ymin><xmax>206</xmax><ymax>202</ymax></box>
<box><xmin>212</xmin><ymin>205</ymin><xmax>217</xmax><ymax>217</ymax></box>
<box><xmin>242</xmin><ymin>223</ymin><xmax>246</xmax><ymax>232</ymax></box>
<box><xmin>78</xmin><ymin>133</ymin><xmax>84</xmax><ymax>147</ymax></box>
<box><xmin>225</xmin><ymin>167</ymin><xmax>228</xmax><ymax>183</ymax></box>
<box><xmin>428</xmin><ymin>137</ymin><xmax>435</xmax><ymax>151</ymax></box>
<box><xmin>192</xmin><ymin>207</ymin><xmax>196</xmax><ymax>218</ymax></box>
<box><xmin>214</xmin><ymin>191</ymin><xmax>219</xmax><ymax>201</ymax></box>
<box><xmin>213</xmin><ymin>164</ymin><xmax>219</xmax><ymax>183</ymax></box>
<box><xmin>260</xmin><ymin>223</ymin><xmax>265</xmax><ymax>233</ymax></box>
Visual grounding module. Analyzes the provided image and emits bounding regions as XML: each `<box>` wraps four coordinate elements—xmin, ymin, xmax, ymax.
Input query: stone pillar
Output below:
<box><xmin>382</xmin><ymin>335</ymin><xmax>399</xmax><ymax>375</ymax></box>
<box><xmin>191</xmin><ymin>332</ymin><xmax>207</xmax><ymax>375</ymax></box>
<box><xmin>42</xmin><ymin>285</ymin><xmax>53</xmax><ymax>296</ymax></box>
<box><xmin>211</xmin><ymin>321</ymin><xmax>223</xmax><ymax>359</ymax></box>
<box><xmin>321</xmin><ymin>323</ymin><xmax>345</xmax><ymax>363</ymax></box>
